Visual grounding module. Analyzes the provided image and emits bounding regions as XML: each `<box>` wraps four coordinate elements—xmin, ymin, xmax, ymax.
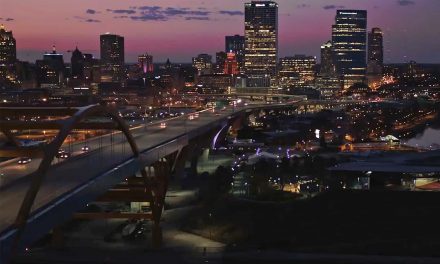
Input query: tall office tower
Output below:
<box><xmin>192</xmin><ymin>53</ymin><xmax>212</xmax><ymax>76</ymax></box>
<box><xmin>36</xmin><ymin>45</ymin><xmax>65</xmax><ymax>88</ymax></box>
<box><xmin>320</xmin><ymin>41</ymin><xmax>336</xmax><ymax>76</ymax></box>
<box><xmin>244</xmin><ymin>1</ymin><xmax>278</xmax><ymax>88</ymax></box>
<box><xmin>332</xmin><ymin>10</ymin><xmax>367</xmax><ymax>89</ymax></box>
<box><xmin>224</xmin><ymin>52</ymin><xmax>239</xmax><ymax>75</ymax></box>
<box><xmin>367</xmin><ymin>27</ymin><xmax>384</xmax><ymax>74</ymax></box>
<box><xmin>138</xmin><ymin>53</ymin><xmax>153</xmax><ymax>74</ymax></box>
<box><xmin>100</xmin><ymin>33</ymin><xmax>124</xmax><ymax>83</ymax></box>
<box><xmin>82</xmin><ymin>53</ymin><xmax>100</xmax><ymax>83</ymax></box>
<box><xmin>0</xmin><ymin>24</ymin><xmax>17</xmax><ymax>86</ymax></box>
<box><xmin>215</xmin><ymin>51</ymin><xmax>227</xmax><ymax>74</ymax></box>
<box><xmin>71</xmin><ymin>47</ymin><xmax>84</xmax><ymax>80</ymax></box>
<box><xmin>225</xmin><ymin>35</ymin><xmax>245</xmax><ymax>69</ymax></box>
<box><xmin>279</xmin><ymin>55</ymin><xmax>316</xmax><ymax>88</ymax></box>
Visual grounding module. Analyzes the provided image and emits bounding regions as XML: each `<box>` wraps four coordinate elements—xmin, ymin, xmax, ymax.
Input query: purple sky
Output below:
<box><xmin>1</xmin><ymin>0</ymin><xmax>439</xmax><ymax>63</ymax></box>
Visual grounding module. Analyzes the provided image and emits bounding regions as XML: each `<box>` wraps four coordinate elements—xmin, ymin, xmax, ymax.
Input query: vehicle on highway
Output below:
<box><xmin>159</xmin><ymin>122</ymin><xmax>166</xmax><ymax>129</ymax></box>
<box><xmin>59</xmin><ymin>152</ymin><xmax>70</xmax><ymax>159</ymax></box>
<box><xmin>81</xmin><ymin>146</ymin><xmax>90</xmax><ymax>152</ymax></box>
<box><xmin>17</xmin><ymin>157</ymin><xmax>32</xmax><ymax>164</ymax></box>
<box><xmin>56</xmin><ymin>149</ymin><xmax>66</xmax><ymax>158</ymax></box>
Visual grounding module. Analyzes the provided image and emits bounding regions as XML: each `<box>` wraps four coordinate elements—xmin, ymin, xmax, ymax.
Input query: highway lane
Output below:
<box><xmin>0</xmin><ymin>106</ymin><xmax>238</xmax><ymax>232</ymax></box>
<box><xmin>0</xmin><ymin>102</ymin><xmax>299</xmax><ymax>235</ymax></box>
<box><xmin>0</xmin><ymin>116</ymin><xmax>190</xmax><ymax>188</ymax></box>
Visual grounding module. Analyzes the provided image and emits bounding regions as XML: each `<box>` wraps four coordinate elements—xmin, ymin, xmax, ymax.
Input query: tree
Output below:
<box><xmin>202</xmin><ymin>165</ymin><xmax>233</xmax><ymax>202</ymax></box>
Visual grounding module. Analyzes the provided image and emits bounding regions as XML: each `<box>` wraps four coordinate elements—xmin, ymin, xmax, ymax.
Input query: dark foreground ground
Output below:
<box><xmin>182</xmin><ymin>190</ymin><xmax>440</xmax><ymax>258</ymax></box>
<box><xmin>12</xmin><ymin>190</ymin><xmax>440</xmax><ymax>263</ymax></box>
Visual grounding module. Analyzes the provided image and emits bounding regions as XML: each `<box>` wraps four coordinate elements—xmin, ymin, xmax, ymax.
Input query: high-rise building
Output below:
<box><xmin>224</xmin><ymin>52</ymin><xmax>240</xmax><ymax>75</ymax></box>
<box><xmin>138</xmin><ymin>53</ymin><xmax>153</xmax><ymax>74</ymax></box>
<box><xmin>225</xmin><ymin>35</ymin><xmax>245</xmax><ymax>69</ymax></box>
<box><xmin>367</xmin><ymin>27</ymin><xmax>384</xmax><ymax>74</ymax></box>
<box><xmin>100</xmin><ymin>33</ymin><xmax>124</xmax><ymax>83</ymax></box>
<box><xmin>332</xmin><ymin>10</ymin><xmax>367</xmax><ymax>89</ymax></box>
<box><xmin>36</xmin><ymin>45</ymin><xmax>65</xmax><ymax>88</ymax></box>
<box><xmin>320</xmin><ymin>41</ymin><xmax>336</xmax><ymax>76</ymax></box>
<box><xmin>279</xmin><ymin>55</ymin><xmax>316</xmax><ymax>88</ymax></box>
<box><xmin>0</xmin><ymin>24</ymin><xmax>17</xmax><ymax>86</ymax></box>
<box><xmin>83</xmin><ymin>53</ymin><xmax>100</xmax><ymax>83</ymax></box>
<box><xmin>215</xmin><ymin>51</ymin><xmax>227</xmax><ymax>74</ymax></box>
<box><xmin>317</xmin><ymin>41</ymin><xmax>341</xmax><ymax>99</ymax></box>
<box><xmin>192</xmin><ymin>54</ymin><xmax>212</xmax><ymax>76</ymax></box>
<box><xmin>71</xmin><ymin>46</ymin><xmax>84</xmax><ymax>80</ymax></box>
<box><xmin>196</xmin><ymin>74</ymin><xmax>233</xmax><ymax>94</ymax></box>
<box><xmin>244</xmin><ymin>1</ymin><xmax>278</xmax><ymax>88</ymax></box>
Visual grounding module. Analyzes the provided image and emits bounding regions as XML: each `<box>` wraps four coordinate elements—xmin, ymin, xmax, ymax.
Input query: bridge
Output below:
<box><xmin>0</xmin><ymin>98</ymin><xmax>323</xmax><ymax>263</ymax></box>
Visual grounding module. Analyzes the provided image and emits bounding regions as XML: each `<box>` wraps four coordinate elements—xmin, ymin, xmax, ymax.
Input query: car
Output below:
<box><xmin>56</xmin><ymin>149</ymin><xmax>65</xmax><ymax>158</ymax></box>
<box><xmin>81</xmin><ymin>146</ymin><xmax>90</xmax><ymax>152</ymax></box>
<box><xmin>59</xmin><ymin>152</ymin><xmax>70</xmax><ymax>159</ymax></box>
<box><xmin>159</xmin><ymin>122</ymin><xmax>166</xmax><ymax>129</ymax></box>
<box><xmin>18</xmin><ymin>157</ymin><xmax>32</xmax><ymax>164</ymax></box>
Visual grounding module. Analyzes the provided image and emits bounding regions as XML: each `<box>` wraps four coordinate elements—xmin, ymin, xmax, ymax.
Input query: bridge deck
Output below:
<box><xmin>0</xmin><ymin>102</ymin><xmax>305</xmax><ymax>260</ymax></box>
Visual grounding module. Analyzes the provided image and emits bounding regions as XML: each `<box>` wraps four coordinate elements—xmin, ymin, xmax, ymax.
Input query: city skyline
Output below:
<box><xmin>1</xmin><ymin>0</ymin><xmax>439</xmax><ymax>63</ymax></box>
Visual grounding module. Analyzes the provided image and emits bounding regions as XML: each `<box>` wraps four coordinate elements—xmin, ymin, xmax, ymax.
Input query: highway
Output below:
<box><xmin>0</xmin><ymin>103</ymin><xmax>296</xmax><ymax>235</ymax></box>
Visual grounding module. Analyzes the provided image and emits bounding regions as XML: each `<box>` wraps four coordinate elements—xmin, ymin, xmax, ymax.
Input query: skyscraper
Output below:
<box><xmin>320</xmin><ymin>41</ymin><xmax>336</xmax><ymax>76</ymax></box>
<box><xmin>244</xmin><ymin>1</ymin><xmax>278</xmax><ymax>88</ymax></box>
<box><xmin>0</xmin><ymin>24</ymin><xmax>17</xmax><ymax>86</ymax></box>
<box><xmin>317</xmin><ymin>41</ymin><xmax>341</xmax><ymax>99</ymax></box>
<box><xmin>36</xmin><ymin>45</ymin><xmax>65</xmax><ymax>88</ymax></box>
<box><xmin>100</xmin><ymin>33</ymin><xmax>124</xmax><ymax>83</ymax></box>
<box><xmin>225</xmin><ymin>35</ymin><xmax>245</xmax><ymax>69</ymax></box>
<box><xmin>368</xmin><ymin>27</ymin><xmax>384</xmax><ymax>74</ymax></box>
<box><xmin>332</xmin><ymin>10</ymin><xmax>367</xmax><ymax>89</ymax></box>
<box><xmin>71</xmin><ymin>46</ymin><xmax>84</xmax><ymax>80</ymax></box>
<box><xmin>279</xmin><ymin>55</ymin><xmax>316</xmax><ymax>88</ymax></box>
<box><xmin>215</xmin><ymin>51</ymin><xmax>227</xmax><ymax>74</ymax></box>
<box><xmin>83</xmin><ymin>53</ymin><xmax>100</xmax><ymax>83</ymax></box>
<box><xmin>224</xmin><ymin>52</ymin><xmax>239</xmax><ymax>75</ymax></box>
<box><xmin>138</xmin><ymin>53</ymin><xmax>153</xmax><ymax>74</ymax></box>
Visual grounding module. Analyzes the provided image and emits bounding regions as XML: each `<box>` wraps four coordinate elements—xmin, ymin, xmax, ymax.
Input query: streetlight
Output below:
<box><xmin>0</xmin><ymin>173</ymin><xmax>4</xmax><ymax>186</ymax></box>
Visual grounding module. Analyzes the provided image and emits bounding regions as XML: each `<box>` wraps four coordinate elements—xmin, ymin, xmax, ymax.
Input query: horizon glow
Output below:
<box><xmin>1</xmin><ymin>0</ymin><xmax>439</xmax><ymax>63</ymax></box>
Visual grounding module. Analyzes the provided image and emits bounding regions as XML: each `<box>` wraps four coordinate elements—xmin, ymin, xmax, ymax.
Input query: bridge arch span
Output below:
<box><xmin>12</xmin><ymin>104</ymin><xmax>143</xmax><ymax>253</ymax></box>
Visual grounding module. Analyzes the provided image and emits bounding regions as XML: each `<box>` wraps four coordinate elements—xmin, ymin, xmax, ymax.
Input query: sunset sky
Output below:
<box><xmin>1</xmin><ymin>0</ymin><xmax>439</xmax><ymax>63</ymax></box>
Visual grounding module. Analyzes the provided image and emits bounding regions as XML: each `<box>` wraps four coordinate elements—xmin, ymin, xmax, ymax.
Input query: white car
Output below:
<box><xmin>60</xmin><ymin>152</ymin><xmax>70</xmax><ymax>159</ymax></box>
<box><xmin>18</xmin><ymin>157</ymin><xmax>32</xmax><ymax>164</ymax></box>
<box><xmin>81</xmin><ymin>146</ymin><xmax>90</xmax><ymax>152</ymax></box>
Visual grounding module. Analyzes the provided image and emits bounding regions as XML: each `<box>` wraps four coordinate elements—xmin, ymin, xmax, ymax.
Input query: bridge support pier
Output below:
<box><xmin>148</xmin><ymin>154</ymin><xmax>176</xmax><ymax>249</ymax></box>
<box><xmin>172</xmin><ymin>145</ymin><xmax>192</xmax><ymax>180</ymax></box>
<box><xmin>152</xmin><ymin>224</ymin><xmax>163</xmax><ymax>249</ymax></box>
<box><xmin>189</xmin><ymin>146</ymin><xmax>202</xmax><ymax>177</ymax></box>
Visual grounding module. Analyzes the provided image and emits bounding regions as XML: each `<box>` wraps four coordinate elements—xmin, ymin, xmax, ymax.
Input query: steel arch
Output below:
<box><xmin>11</xmin><ymin>104</ymin><xmax>145</xmax><ymax>252</ymax></box>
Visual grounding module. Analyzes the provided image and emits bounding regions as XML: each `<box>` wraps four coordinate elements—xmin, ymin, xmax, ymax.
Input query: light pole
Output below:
<box><xmin>0</xmin><ymin>173</ymin><xmax>4</xmax><ymax>186</ymax></box>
